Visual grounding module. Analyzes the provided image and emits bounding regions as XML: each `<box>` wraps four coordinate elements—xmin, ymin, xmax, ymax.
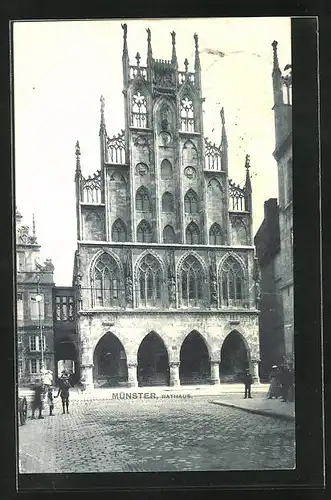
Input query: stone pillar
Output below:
<box><xmin>127</xmin><ymin>363</ymin><xmax>138</xmax><ymax>388</ymax></box>
<box><xmin>169</xmin><ymin>362</ymin><xmax>180</xmax><ymax>387</ymax></box>
<box><xmin>210</xmin><ymin>360</ymin><xmax>220</xmax><ymax>385</ymax></box>
<box><xmin>81</xmin><ymin>363</ymin><xmax>94</xmax><ymax>391</ymax></box>
<box><xmin>251</xmin><ymin>359</ymin><xmax>260</xmax><ymax>383</ymax></box>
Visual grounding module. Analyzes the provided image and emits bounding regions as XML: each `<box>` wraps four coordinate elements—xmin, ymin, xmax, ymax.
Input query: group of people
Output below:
<box><xmin>267</xmin><ymin>364</ymin><xmax>294</xmax><ymax>402</ymax></box>
<box><xmin>31</xmin><ymin>369</ymin><xmax>72</xmax><ymax>419</ymax></box>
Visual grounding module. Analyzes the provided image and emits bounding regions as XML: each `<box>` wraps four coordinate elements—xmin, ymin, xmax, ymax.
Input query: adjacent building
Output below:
<box><xmin>72</xmin><ymin>25</ymin><xmax>261</xmax><ymax>390</ymax></box>
<box><xmin>254</xmin><ymin>41</ymin><xmax>293</xmax><ymax>376</ymax></box>
<box><xmin>16</xmin><ymin>209</ymin><xmax>55</xmax><ymax>384</ymax></box>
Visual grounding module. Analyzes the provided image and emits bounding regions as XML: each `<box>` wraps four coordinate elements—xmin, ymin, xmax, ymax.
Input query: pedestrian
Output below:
<box><xmin>243</xmin><ymin>368</ymin><xmax>253</xmax><ymax>399</ymax></box>
<box><xmin>267</xmin><ymin>365</ymin><xmax>281</xmax><ymax>399</ymax></box>
<box><xmin>279</xmin><ymin>365</ymin><xmax>291</xmax><ymax>402</ymax></box>
<box><xmin>55</xmin><ymin>370</ymin><xmax>71</xmax><ymax>414</ymax></box>
<box><xmin>31</xmin><ymin>381</ymin><xmax>45</xmax><ymax>419</ymax></box>
<box><xmin>47</xmin><ymin>386</ymin><xmax>55</xmax><ymax>416</ymax></box>
<box><xmin>41</xmin><ymin>369</ymin><xmax>53</xmax><ymax>390</ymax></box>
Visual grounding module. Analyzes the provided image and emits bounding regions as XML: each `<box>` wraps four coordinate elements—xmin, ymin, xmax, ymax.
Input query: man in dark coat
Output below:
<box><xmin>279</xmin><ymin>365</ymin><xmax>292</xmax><ymax>402</ymax></box>
<box><xmin>243</xmin><ymin>368</ymin><xmax>253</xmax><ymax>399</ymax></box>
<box><xmin>55</xmin><ymin>371</ymin><xmax>71</xmax><ymax>414</ymax></box>
<box><xmin>31</xmin><ymin>382</ymin><xmax>45</xmax><ymax>419</ymax></box>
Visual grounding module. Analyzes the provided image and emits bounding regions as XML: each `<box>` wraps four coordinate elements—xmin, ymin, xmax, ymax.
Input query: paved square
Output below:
<box><xmin>19</xmin><ymin>395</ymin><xmax>295</xmax><ymax>473</ymax></box>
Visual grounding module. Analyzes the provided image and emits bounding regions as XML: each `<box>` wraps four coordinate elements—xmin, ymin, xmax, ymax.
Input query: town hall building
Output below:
<box><xmin>72</xmin><ymin>25</ymin><xmax>261</xmax><ymax>390</ymax></box>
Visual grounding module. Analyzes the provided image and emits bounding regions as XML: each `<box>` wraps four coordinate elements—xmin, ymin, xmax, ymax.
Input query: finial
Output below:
<box><xmin>136</xmin><ymin>52</ymin><xmax>141</xmax><ymax>67</ymax></box>
<box><xmin>171</xmin><ymin>31</ymin><xmax>177</xmax><ymax>65</ymax></box>
<box><xmin>75</xmin><ymin>140</ymin><xmax>81</xmax><ymax>157</ymax></box>
<box><xmin>245</xmin><ymin>154</ymin><xmax>251</xmax><ymax>170</ymax></box>
<box><xmin>194</xmin><ymin>32</ymin><xmax>200</xmax><ymax>71</ymax></box>
<box><xmin>122</xmin><ymin>23</ymin><xmax>128</xmax><ymax>58</ymax></box>
<box><xmin>194</xmin><ymin>33</ymin><xmax>199</xmax><ymax>50</ymax></box>
<box><xmin>146</xmin><ymin>27</ymin><xmax>153</xmax><ymax>63</ymax></box>
<box><xmin>32</xmin><ymin>213</ymin><xmax>36</xmax><ymax>238</ymax></box>
<box><xmin>146</xmin><ymin>27</ymin><xmax>151</xmax><ymax>43</ymax></box>
<box><xmin>75</xmin><ymin>140</ymin><xmax>81</xmax><ymax>180</ymax></box>
<box><xmin>272</xmin><ymin>40</ymin><xmax>280</xmax><ymax>72</ymax></box>
<box><xmin>100</xmin><ymin>94</ymin><xmax>105</xmax><ymax>129</ymax></box>
<box><xmin>184</xmin><ymin>58</ymin><xmax>189</xmax><ymax>72</ymax></box>
<box><xmin>220</xmin><ymin>107</ymin><xmax>225</xmax><ymax>125</ymax></box>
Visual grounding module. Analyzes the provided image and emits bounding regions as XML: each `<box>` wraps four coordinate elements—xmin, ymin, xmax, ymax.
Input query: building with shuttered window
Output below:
<box><xmin>72</xmin><ymin>25</ymin><xmax>261</xmax><ymax>390</ymax></box>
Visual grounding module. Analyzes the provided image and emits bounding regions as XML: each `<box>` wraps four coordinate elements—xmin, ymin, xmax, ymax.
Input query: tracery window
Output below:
<box><xmin>186</xmin><ymin>222</ymin><xmax>200</xmax><ymax>245</ymax></box>
<box><xmin>137</xmin><ymin>220</ymin><xmax>153</xmax><ymax>243</ymax></box>
<box><xmin>180</xmin><ymin>255</ymin><xmax>204</xmax><ymax>306</ymax></box>
<box><xmin>93</xmin><ymin>253</ymin><xmax>121</xmax><ymax>307</ymax></box>
<box><xmin>136</xmin><ymin>187</ymin><xmax>151</xmax><ymax>212</ymax></box>
<box><xmin>163</xmin><ymin>225</ymin><xmax>176</xmax><ymax>244</ymax></box>
<box><xmin>160</xmin><ymin>159</ymin><xmax>173</xmax><ymax>180</ymax></box>
<box><xmin>182</xmin><ymin>140</ymin><xmax>198</xmax><ymax>165</ymax></box>
<box><xmin>209</xmin><ymin>223</ymin><xmax>223</xmax><ymax>245</ymax></box>
<box><xmin>162</xmin><ymin>192</ymin><xmax>174</xmax><ymax>213</ymax></box>
<box><xmin>111</xmin><ymin>219</ymin><xmax>127</xmax><ymax>242</ymax></box>
<box><xmin>132</xmin><ymin>91</ymin><xmax>147</xmax><ymax>128</ymax></box>
<box><xmin>220</xmin><ymin>257</ymin><xmax>245</xmax><ymax>307</ymax></box>
<box><xmin>138</xmin><ymin>254</ymin><xmax>162</xmax><ymax>307</ymax></box>
<box><xmin>184</xmin><ymin>189</ymin><xmax>199</xmax><ymax>213</ymax></box>
<box><xmin>180</xmin><ymin>96</ymin><xmax>195</xmax><ymax>132</ymax></box>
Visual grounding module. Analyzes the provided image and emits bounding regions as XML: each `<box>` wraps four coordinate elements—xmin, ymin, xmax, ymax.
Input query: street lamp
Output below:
<box><xmin>35</xmin><ymin>276</ymin><xmax>44</xmax><ymax>372</ymax></box>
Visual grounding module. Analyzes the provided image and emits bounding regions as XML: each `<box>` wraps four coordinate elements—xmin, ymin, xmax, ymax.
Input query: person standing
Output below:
<box><xmin>31</xmin><ymin>381</ymin><xmax>45</xmax><ymax>419</ymax></box>
<box><xmin>47</xmin><ymin>386</ymin><xmax>55</xmax><ymax>416</ymax></box>
<box><xmin>279</xmin><ymin>364</ymin><xmax>291</xmax><ymax>402</ymax></box>
<box><xmin>267</xmin><ymin>365</ymin><xmax>281</xmax><ymax>399</ymax></box>
<box><xmin>243</xmin><ymin>368</ymin><xmax>253</xmax><ymax>399</ymax></box>
<box><xmin>55</xmin><ymin>371</ymin><xmax>71</xmax><ymax>414</ymax></box>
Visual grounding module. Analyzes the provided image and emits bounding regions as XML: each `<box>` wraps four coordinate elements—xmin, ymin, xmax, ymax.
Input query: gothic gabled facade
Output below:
<box><xmin>73</xmin><ymin>25</ymin><xmax>261</xmax><ymax>390</ymax></box>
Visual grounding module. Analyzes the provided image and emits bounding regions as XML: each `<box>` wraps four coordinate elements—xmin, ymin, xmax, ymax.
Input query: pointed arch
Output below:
<box><xmin>160</xmin><ymin>159</ymin><xmax>173</xmax><ymax>180</ymax></box>
<box><xmin>137</xmin><ymin>220</ymin><xmax>153</xmax><ymax>243</ymax></box>
<box><xmin>136</xmin><ymin>254</ymin><xmax>163</xmax><ymax>307</ymax></box>
<box><xmin>219</xmin><ymin>254</ymin><xmax>246</xmax><ymax>307</ymax></box>
<box><xmin>137</xmin><ymin>331</ymin><xmax>170</xmax><ymax>386</ymax></box>
<box><xmin>131</xmin><ymin>89</ymin><xmax>148</xmax><ymax>128</ymax></box>
<box><xmin>162</xmin><ymin>191</ymin><xmax>174</xmax><ymax>212</ymax></box>
<box><xmin>93</xmin><ymin>332</ymin><xmax>128</xmax><ymax>386</ymax></box>
<box><xmin>111</xmin><ymin>218</ymin><xmax>127</xmax><ymax>242</ymax></box>
<box><xmin>235</xmin><ymin>217</ymin><xmax>248</xmax><ymax>245</ymax></box>
<box><xmin>153</xmin><ymin>96</ymin><xmax>176</xmax><ymax>131</ymax></box>
<box><xmin>163</xmin><ymin>225</ymin><xmax>176</xmax><ymax>244</ymax></box>
<box><xmin>136</xmin><ymin>186</ymin><xmax>151</xmax><ymax>212</ymax></box>
<box><xmin>182</xmin><ymin>139</ymin><xmax>198</xmax><ymax>165</ymax></box>
<box><xmin>91</xmin><ymin>252</ymin><xmax>122</xmax><ymax>307</ymax></box>
<box><xmin>86</xmin><ymin>211</ymin><xmax>101</xmax><ymax>222</ymax></box>
<box><xmin>179</xmin><ymin>254</ymin><xmax>205</xmax><ymax>306</ymax></box>
<box><xmin>179</xmin><ymin>330</ymin><xmax>211</xmax><ymax>384</ymax></box>
<box><xmin>208</xmin><ymin>177</ymin><xmax>223</xmax><ymax>193</ymax></box>
<box><xmin>186</xmin><ymin>221</ymin><xmax>200</xmax><ymax>245</ymax></box>
<box><xmin>220</xmin><ymin>329</ymin><xmax>250</xmax><ymax>382</ymax></box>
<box><xmin>209</xmin><ymin>223</ymin><xmax>223</xmax><ymax>245</ymax></box>
<box><xmin>110</xmin><ymin>172</ymin><xmax>126</xmax><ymax>183</ymax></box>
<box><xmin>180</xmin><ymin>95</ymin><xmax>195</xmax><ymax>132</ymax></box>
<box><xmin>184</xmin><ymin>189</ymin><xmax>199</xmax><ymax>213</ymax></box>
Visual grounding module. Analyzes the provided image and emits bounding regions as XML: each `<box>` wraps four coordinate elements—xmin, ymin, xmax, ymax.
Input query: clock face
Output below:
<box><xmin>184</xmin><ymin>166</ymin><xmax>196</xmax><ymax>179</ymax></box>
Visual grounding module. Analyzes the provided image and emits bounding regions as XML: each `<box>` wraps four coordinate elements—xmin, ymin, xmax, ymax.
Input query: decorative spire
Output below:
<box><xmin>220</xmin><ymin>107</ymin><xmax>228</xmax><ymax>147</ymax></box>
<box><xmin>122</xmin><ymin>23</ymin><xmax>128</xmax><ymax>59</ymax></box>
<box><xmin>136</xmin><ymin>52</ymin><xmax>141</xmax><ymax>67</ymax></box>
<box><xmin>171</xmin><ymin>31</ymin><xmax>177</xmax><ymax>65</ymax></box>
<box><xmin>245</xmin><ymin>154</ymin><xmax>252</xmax><ymax>192</ymax></box>
<box><xmin>194</xmin><ymin>33</ymin><xmax>200</xmax><ymax>69</ymax></box>
<box><xmin>16</xmin><ymin>207</ymin><xmax>23</xmax><ymax>224</ymax></box>
<box><xmin>146</xmin><ymin>28</ymin><xmax>152</xmax><ymax>63</ymax></box>
<box><xmin>99</xmin><ymin>94</ymin><xmax>106</xmax><ymax>134</ymax></box>
<box><xmin>32</xmin><ymin>213</ymin><xmax>36</xmax><ymax>239</ymax></box>
<box><xmin>75</xmin><ymin>140</ymin><xmax>81</xmax><ymax>180</ymax></box>
<box><xmin>184</xmin><ymin>58</ymin><xmax>189</xmax><ymax>73</ymax></box>
<box><xmin>272</xmin><ymin>40</ymin><xmax>281</xmax><ymax>74</ymax></box>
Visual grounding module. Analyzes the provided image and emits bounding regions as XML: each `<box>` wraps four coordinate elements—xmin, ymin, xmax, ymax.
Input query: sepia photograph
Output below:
<box><xmin>13</xmin><ymin>17</ymin><xmax>294</xmax><ymax>474</ymax></box>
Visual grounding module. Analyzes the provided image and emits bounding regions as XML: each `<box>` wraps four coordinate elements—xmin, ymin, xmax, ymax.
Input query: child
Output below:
<box><xmin>47</xmin><ymin>386</ymin><xmax>54</xmax><ymax>416</ymax></box>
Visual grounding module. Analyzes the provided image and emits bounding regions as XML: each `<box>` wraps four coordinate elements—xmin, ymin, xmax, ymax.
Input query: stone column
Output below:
<box><xmin>251</xmin><ymin>359</ymin><xmax>260</xmax><ymax>383</ymax></box>
<box><xmin>81</xmin><ymin>363</ymin><xmax>94</xmax><ymax>391</ymax></box>
<box><xmin>127</xmin><ymin>363</ymin><xmax>138</xmax><ymax>388</ymax></box>
<box><xmin>169</xmin><ymin>362</ymin><xmax>180</xmax><ymax>387</ymax></box>
<box><xmin>210</xmin><ymin>360</ymin><xmax>220</xmax><ymax>385</ymax></box>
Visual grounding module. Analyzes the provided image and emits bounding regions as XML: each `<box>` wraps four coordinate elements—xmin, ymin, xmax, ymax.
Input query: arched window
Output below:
<box><xmin>111</xmin><ymin>219</ymin><xmax>127</xmax><ymax>242</ymax></box>
<box><xmin>137</xmin><ymin>220</ymin><xmax>153</xmax><ymax>243</ymax></box>
<box><xmin>184</xmin><ymin>189</ymin><xmax>199</xmax><ymax>213</ymax></box>
<box><xmin>93</xmin><ymin>253</ymin><xmax>121</xmax><ymax>307</ymax></box>
<box><xmin>136</xmin><ymin>187</ymin><xmax>151</xmax><ymax>212</ymax></box>
<box><xmin>182</xmin><ymin>140</ymin><xmax>198</xmax><ymax>165</ymax></box>
<box><xmin>162</xmin><ymin>192</ymin><xmax>174</xmax><ymax>212</ymax></box>
<box><xmin>138</xmin><ymin>254</ymin><xmax>162</xmax><ymax>306</ymax></box>
<box><xmin>209</xmin><ymin>223</ymin><xmax>223</xmax><ymax>245</ymax></box>
<box><xmin>180</xmin><ymin>96</ymin><xmax>195</xmax><ymax>132</ymax></box>
<box><xmin>186</xmin><ymin>222</ymin><xmax>200</xmax><ymax>245</ymax></box>
<box><xmin>181</xmin><ymin>255</ymin><xmax>204</xmax><ymax>306</ymax></box>
<box><xmin>220</xmin><ymin>257</ymin><xmax>245</xmax><ymax>307</ymax></box>
<box><xmin>163</xmin><ymin>225</ymin><xmax>176</xmax><ymax>244</ymax></box>
<box><xmin>160</xmin><ymin>159</ymin><xmax>173</xmax><ymax>180</ymax></box>
<box><xmin>132</xmin><ymin>91</ymin><xmax>147</xmax><ymax>128</ymax></box>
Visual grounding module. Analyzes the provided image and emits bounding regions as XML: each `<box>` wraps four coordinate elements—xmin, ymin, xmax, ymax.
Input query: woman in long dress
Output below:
<box><xmin>267</xmin><ymin>366</ymin><xmax>281</xmax><ymax>399</ymax></box>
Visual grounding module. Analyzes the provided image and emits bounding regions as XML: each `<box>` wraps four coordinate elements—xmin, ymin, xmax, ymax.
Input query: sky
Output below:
<box><xmin>13</xmin><ymin>18</ymin><xmax>291</xmax><ymax>286</ymax></box>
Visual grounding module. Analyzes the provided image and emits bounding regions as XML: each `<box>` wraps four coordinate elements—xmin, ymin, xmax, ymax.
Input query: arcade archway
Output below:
<box><xmin>179</xmin><ymin>331</ymin><xmax>210</xmax><ymax>384</ymax></box>
<box><xmin>137</xmin><ymin>332</ymin><xmax>169</xmax><ymax>386</ymax></box>
<box><xmin>93</xmin><ymin>332</ymin><xmax>128</xmax><ymax>387</ymax></box>
<box><xmin>220</xmin><ymin>330</ymin><xmax>249</xmax><ymax>382</ymax></box>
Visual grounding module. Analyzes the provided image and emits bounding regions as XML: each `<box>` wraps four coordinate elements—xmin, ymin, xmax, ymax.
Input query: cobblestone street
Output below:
<box><xmin>19</xmin><ymin>395</ymin><xmax>295</xmax><ymax>473</ymax></box>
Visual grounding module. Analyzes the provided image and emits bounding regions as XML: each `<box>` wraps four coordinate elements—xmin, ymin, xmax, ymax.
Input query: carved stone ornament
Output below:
<box><xmin>159</xmin><ymin>131</ymin><xmax>172</xmax><ymax>146</ymax></box>
<box><xmin>184</xmin><ymin>166</ymin><xmax>196</xmax><ymax>179</ymax></box>
<box><xmin>168</xmin><ymin>276</ymin><xmax>176</xmax><ymax>303</ymax></box>
<box><xmin>125</xmin><ymin>276</ymin><xmax>133</xmax><ymax>302</ymax></box>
